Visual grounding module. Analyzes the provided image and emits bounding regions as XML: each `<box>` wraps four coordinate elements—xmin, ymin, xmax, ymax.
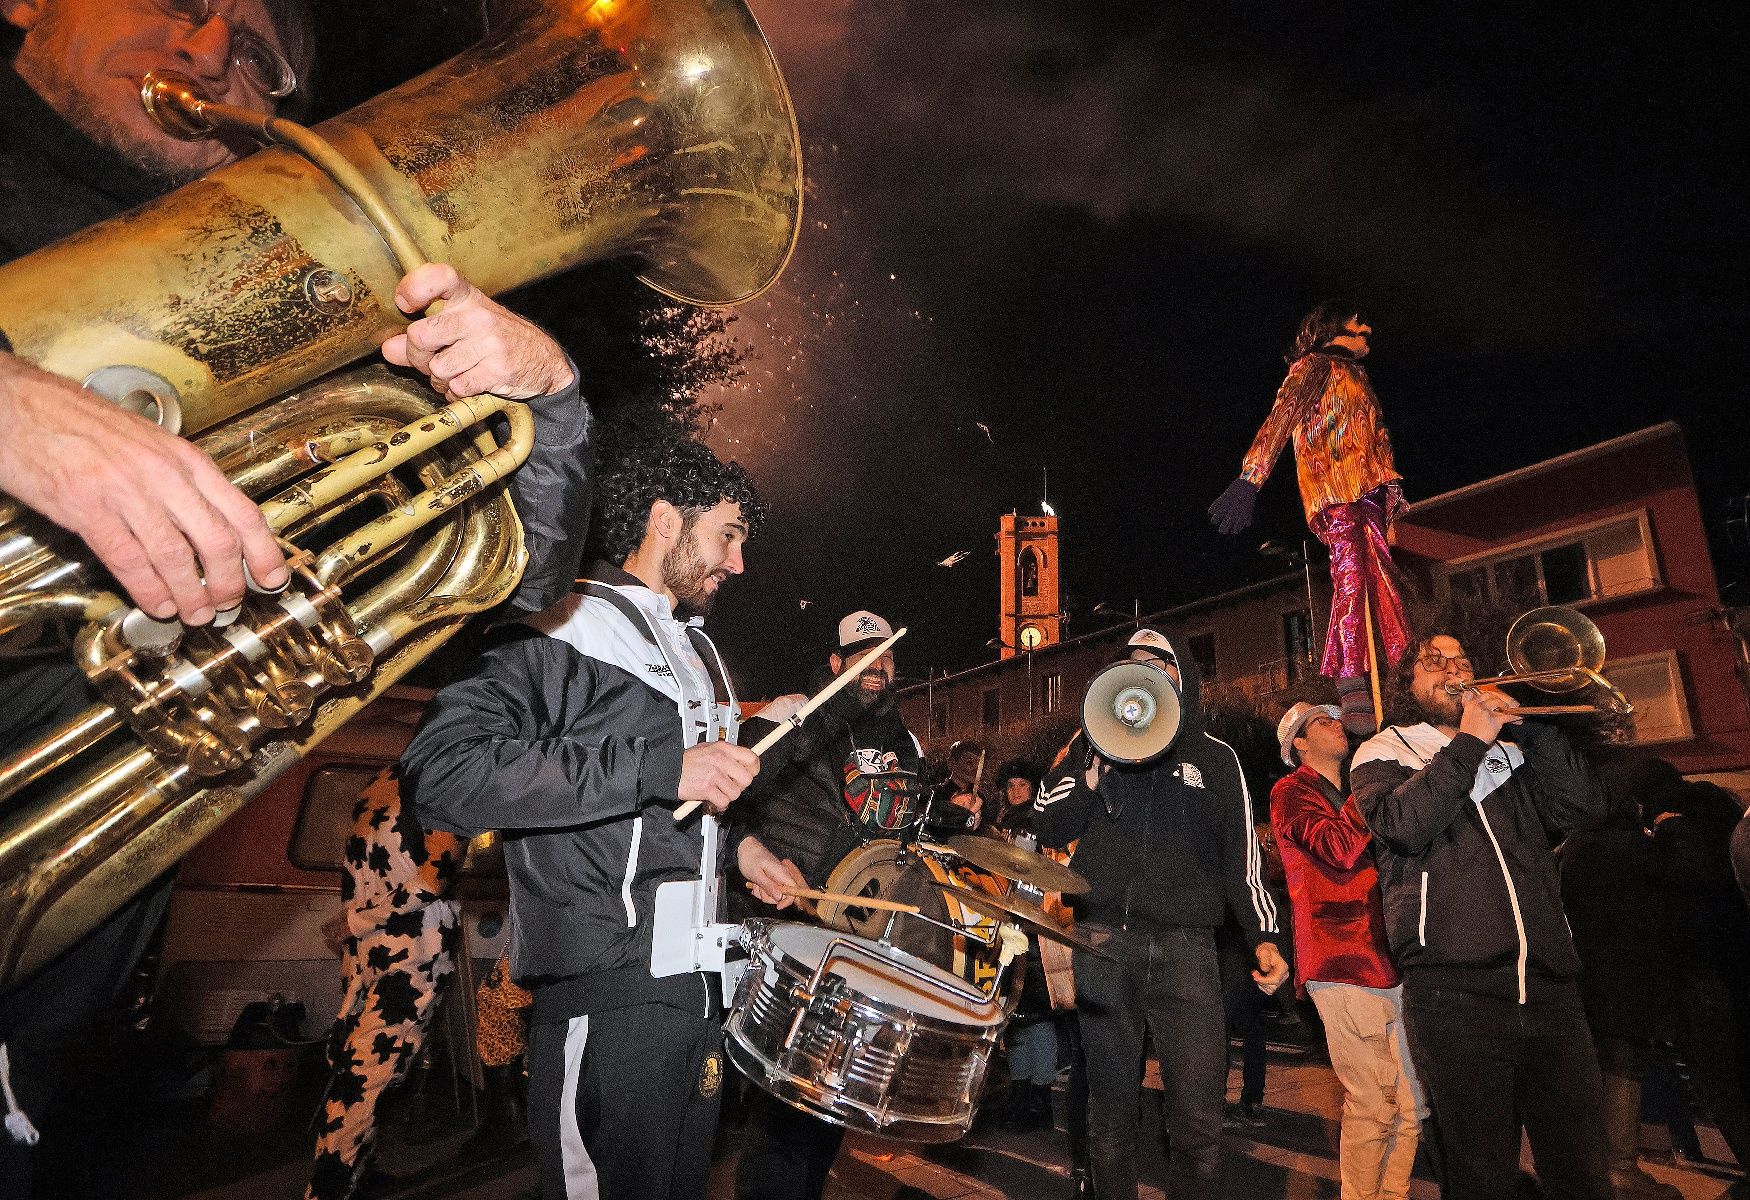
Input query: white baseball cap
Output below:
<box><xmin>1127</xmin><ymin>628</ymin><xmax>1178</xmax><ymax>667</ymax></box>
<box><xmin>838</xmin><ymin>610</ymin><xmax>894</xmax><ymax>653</ymax></box>
<box><xmin>1276</xmin><ymin>701</ymin><xmax>1341</xmax><ymax>767</ymax></box>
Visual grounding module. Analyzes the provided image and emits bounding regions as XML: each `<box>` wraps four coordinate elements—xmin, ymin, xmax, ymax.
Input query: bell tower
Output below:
<box><xmin>997</xmin><ymin>512</ymin><xmax>1061</xmax><ymax>658</ymax></box>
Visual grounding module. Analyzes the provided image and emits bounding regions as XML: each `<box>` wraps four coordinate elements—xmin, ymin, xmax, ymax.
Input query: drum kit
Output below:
<box><xmin>655</xmin><ymin>809</ymin><xmax>1100</xmax><ymax>1143</ymax></box>
<box><xmin>725</xmin><ymin>829</ymin><xmax>1104</xmax><ymax>1143</ymax></box>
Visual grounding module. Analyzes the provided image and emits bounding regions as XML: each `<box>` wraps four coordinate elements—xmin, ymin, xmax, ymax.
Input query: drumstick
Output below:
<box><xmin>672</xmin><ymin>628</ymin><xmax>907</xmax><ymax>821</ymax></box>
<box><xmin>776</xmin><ymin>886</ymin><xmax>920</xmax><ymax>914</ymax></box>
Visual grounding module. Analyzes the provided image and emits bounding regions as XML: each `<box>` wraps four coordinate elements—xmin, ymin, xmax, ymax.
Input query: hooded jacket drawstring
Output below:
<box><xmin>1</xmin><ymin>1042</ymin><xmax>40</xmax><ymax>1146</ymax></box>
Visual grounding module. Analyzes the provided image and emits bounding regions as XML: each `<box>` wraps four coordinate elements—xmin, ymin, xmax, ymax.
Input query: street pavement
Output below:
<box><xmin>183</xmin><ymin>1045</ymin><xmax>1745</xmax><ymax>1200</ymax></box>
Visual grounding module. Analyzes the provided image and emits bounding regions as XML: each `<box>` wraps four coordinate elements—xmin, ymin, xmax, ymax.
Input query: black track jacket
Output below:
<box><xmin>403</xmin><ymin>567</ymin><xmax>738</xmax><ymax>1018</ymax></box>
<box><xmin>1351</xmin><ymin>718</ymin><xmax>1604</xmax><ymax>1003</ymax></box>
<box><xmin>1032</xmin><ymin>633</ymin><xmax>1282</xmax><ymax>949</ymax></box>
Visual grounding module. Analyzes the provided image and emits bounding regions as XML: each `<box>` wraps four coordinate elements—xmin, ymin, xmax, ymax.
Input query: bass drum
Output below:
<box><xmin>818</xmin><ymin>841</ymin><xmax>1003</xmax><ymax>993</ymax></box>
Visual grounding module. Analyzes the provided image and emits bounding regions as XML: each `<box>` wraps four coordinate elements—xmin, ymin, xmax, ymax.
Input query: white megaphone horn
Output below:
<box><xmin>1080</xmin><ymin>660</ymin><xmax>1183</xmax><ymax>765</ymax></box>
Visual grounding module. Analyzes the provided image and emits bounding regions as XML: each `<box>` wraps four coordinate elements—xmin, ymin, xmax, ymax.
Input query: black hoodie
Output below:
<box><xmin>1032</xmin><ymin>633</ymin><xmax>1282</xmax><ymax>948</ymax></box>
<box><xmin>737</xmin><ymin>666</ymin><xmax>925</xmax><ymax>886</ymax></box>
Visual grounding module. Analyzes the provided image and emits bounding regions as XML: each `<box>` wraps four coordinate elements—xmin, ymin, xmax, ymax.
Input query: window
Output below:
<box><xmin>1443</xmin><ymin>513</ymin><xmax>1660</xmax><ymax>608</ymax></box>
<box><xmin>1188</xmin><ymin>632</ymin><xmax>1217</xmax><ymax>681</ymax></box>
<box><xmin>982</xmin><ymin>688</ymin><xmax>1001</xmax><ymax>728</ymax></box>
<box><xmin>1603</xmin><ymin>651</ymin><xmax>1693</xmax><ymax>745</ymax></box>
<box><xmin>288</xmin><ymin>765</ymin><xmax>382</xmax><ymax>872</ymax></box>
<box><xmin>1040</xmin><ymin>673</ymin><xmax>1063</xmax><ymax>715</ymax></box>
<box><xmin>1019</xmin><ymin>549</ymin><xmax>1040</xmax><ymax>598</ymax></box>
<box><xmin>1282</xmin><ymin>609</ymin><xmax>1315</xmax><ymax>682</ymax></box>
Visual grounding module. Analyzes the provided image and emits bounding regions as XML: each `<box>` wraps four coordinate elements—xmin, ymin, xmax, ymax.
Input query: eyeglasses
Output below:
<box><xmin>146</xmin><ymin>0</ymin><xmax>298</xmax><ymax>98</ymax></box>
<box><xmin>1416</xmin><ymin>651</ymin><xmax>1474</xmax><ymax>674</ymax></box>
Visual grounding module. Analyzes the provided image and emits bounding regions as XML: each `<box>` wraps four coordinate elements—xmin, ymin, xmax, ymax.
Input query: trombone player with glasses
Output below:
<box><xmin>1351</xmin><ymin>626</ymin><xmax>1613</xmax><ymax>1200</ymax></box>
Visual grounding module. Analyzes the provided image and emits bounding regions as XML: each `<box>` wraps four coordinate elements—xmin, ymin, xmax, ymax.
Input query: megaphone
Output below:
<box><xmin>1081</xmin><ymin>660</ymin><xmax>1183</xmax><ymax>765</ymax></box>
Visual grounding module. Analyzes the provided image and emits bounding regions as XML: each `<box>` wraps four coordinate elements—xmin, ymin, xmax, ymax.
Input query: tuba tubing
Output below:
<box><xmin>0</xmin><ymin>0</ymin><xmax>802</xmax><ymax>988</ymax></box>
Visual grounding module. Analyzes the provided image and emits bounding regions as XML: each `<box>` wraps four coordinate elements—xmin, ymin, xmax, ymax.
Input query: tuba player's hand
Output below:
<box><xmin>382</xmin><ymin>264</ymin><xmax>576</xmax><ymax>401</ymax></box>
<box><xmin>0</xmin><ymin>353</ymin><xmax>289</xmax><ymax>624</ymax></box>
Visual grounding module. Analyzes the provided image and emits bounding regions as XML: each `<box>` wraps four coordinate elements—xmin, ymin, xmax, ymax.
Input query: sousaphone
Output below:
<box><xmin>0</xmin><ymin>0</ymin><xmax>802</xmax><ymax>988</ymax></box>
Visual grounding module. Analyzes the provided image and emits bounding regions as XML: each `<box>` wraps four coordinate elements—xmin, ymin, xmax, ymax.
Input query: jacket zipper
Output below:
<box><xmin>1418</xmin><ymin>872</ymin><xmax>1428</xmax><ymax>947</ymax></box>
<box><xmin>1475</xmin><ymin>804</ymin><xmax>1529</xmax><ymax>1004</ymax></box>
<box><xmin>1120</xmin><ymin>782</ymin><xmax>1149</xmax><ymax>930</ymax></box>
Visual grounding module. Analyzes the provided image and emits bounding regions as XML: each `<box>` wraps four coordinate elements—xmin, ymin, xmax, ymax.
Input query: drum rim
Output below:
<box><xmin>721</xmin><ymin>1035</ymin><xmax>978</xmax><ymax>1143</ymax></box>
<box><xmin>751</xmin><ymin>919</ymin><xmax>1005</xmax><ymax>1028</ymax></box>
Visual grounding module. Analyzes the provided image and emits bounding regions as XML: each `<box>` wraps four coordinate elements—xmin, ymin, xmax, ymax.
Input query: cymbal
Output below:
<box><xmin>933</xmin><ymin>881</ymin><xmax>1112</xmax><ymax>960</ymax></box>
<box><xmin>943</xmin><ymin>835</ymin><xmax>1089</xmax><ymax>895</ymax></box>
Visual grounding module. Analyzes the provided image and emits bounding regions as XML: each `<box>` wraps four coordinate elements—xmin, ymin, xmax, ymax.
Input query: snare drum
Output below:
<box><xmin>725</xmin><ymin>921</ymin><xmax>1005</xmax><ymax>1142</ymax></box>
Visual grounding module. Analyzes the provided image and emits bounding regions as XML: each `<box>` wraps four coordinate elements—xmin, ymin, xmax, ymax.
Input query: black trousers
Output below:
<box><xmin>0</xmin><ymin>874</ymin><xmax>172</xmax><ymax>1200</ymax></box>
<box><xmin>1218</xmin><ymin>929</ymin><xmax>1267</xmax><ymax>1106</ymax></box>
<box><xmin>733</xmin><ymin>1088</ymin><xmax>845</xmax><ymax>1200</ymax></box>
<box><xmin>1401</xmin><ymin>982</ymin><xmax>1610</xmax><ymax>1200</ymax></box>
<box><xmin>1075</xmin><ymin>926</ymin><xmax>1226</xmax><ymax>1200</ymax></box>
<box><xmin>528</xmin><ymin>1002</ymin><xmax>724</xmax><ymax>1200</ymax></box>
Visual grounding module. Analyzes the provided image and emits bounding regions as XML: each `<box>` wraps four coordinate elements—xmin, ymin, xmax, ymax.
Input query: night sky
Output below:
<box><xmin>698</xmin><ymin>2</ymin><xmax>1750</xmax><ymax>696</ymax></box>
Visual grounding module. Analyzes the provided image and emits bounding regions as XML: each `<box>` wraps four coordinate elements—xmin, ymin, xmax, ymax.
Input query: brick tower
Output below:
<box><xmin>997</xmin><ymin>512</ymin><xmax>1061</xmax><ymax>658</ymax></box>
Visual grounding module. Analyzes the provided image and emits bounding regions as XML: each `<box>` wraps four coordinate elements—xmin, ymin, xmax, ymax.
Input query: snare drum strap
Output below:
<box><xmin>579</xmin><ymin>581</ymin><xmax>740</xmax><ymax>744</ymax></box>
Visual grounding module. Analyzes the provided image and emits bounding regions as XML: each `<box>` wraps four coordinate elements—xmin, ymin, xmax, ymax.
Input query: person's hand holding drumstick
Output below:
<box><xmin>673</xmin><ymin>628</ymin><xmax>907</xmax><ymax>821</ymax></box>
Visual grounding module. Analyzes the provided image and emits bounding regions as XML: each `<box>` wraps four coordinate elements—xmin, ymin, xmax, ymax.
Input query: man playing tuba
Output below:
<box><xmin>0</xmin><ymin>5</ymin><xmax>590</xmax><ymax>1190</ymax></box>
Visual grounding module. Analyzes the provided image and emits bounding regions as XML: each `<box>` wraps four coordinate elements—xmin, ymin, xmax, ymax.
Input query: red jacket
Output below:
<box><xmin>1270</xmin><ymin>764</ymin><xmax>1399</xmax><ymax>996</ymax></box>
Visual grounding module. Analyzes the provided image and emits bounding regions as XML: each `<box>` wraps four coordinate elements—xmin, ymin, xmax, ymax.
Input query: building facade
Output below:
<box><xmin>902</xmin><ymin>570</ymin><xmax>1330</xmax><ymax>759</ymax></box>
<box><xmin>1391</xmin><ymin>421</ymin><xmax>1750</xmax><ymax>776</ymax></box>
<box><xmin>904</xmin><ymin>422</ymin><xmax>1750</xmax><ymax>782</ymax></box>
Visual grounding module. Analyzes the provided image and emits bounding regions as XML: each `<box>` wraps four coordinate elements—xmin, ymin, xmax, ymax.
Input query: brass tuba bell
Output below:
<box><xmin>0</xmin><ymin>0</ymin><xmax>802</xmax><ymax>988</ymax></box>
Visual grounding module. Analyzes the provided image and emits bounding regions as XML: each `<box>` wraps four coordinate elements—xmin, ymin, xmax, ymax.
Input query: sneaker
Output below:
<box><xmin>1236</xmin><ymin>1099</ymin><xmax>1267</xmax><ymax>1127</ymax></box>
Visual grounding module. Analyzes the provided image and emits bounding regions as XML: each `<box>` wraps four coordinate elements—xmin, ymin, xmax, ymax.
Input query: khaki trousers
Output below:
<box><xmin>1309</xmin><ymin>982</ymin><xmax>1427</xmax><ymax>1200</ymax></box>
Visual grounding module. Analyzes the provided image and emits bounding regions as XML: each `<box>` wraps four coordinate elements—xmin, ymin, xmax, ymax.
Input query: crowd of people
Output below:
<box><xmin>0</xmin><ymin>6</ymin><xmax>1748</xmax><ymax>1200</ymax></box>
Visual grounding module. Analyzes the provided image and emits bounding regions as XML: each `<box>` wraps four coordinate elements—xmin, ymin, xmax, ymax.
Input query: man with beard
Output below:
<box><xmin>403</xmin><ymin>438</ymin><xmax>804</xmax><ymax>1200</ymax></box>
<box><xmin>0</xmin><ymin>7</ymin><xmax>592</xmax><ymax>1193</ymax></box>
<box><xmin>731</xmin><ymin>608</ymin><xmax>926</xmax><ymax>1200</ymax></box>
<box><xmin>1351</xmin><ymin>630</ymin><xmax>1611</xmax><ymax>1200</ymax></box>
<box><xmin>1033</xmin><ymin>628</ymin><xmax>1287</xmax><ymax>1200</ymax></box>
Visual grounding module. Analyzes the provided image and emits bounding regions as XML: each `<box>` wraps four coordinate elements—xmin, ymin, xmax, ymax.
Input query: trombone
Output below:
<box><xmin>1443</xmin><ymin>606</ymin><xmax>1634</xmax><ymax>717</ymax></box>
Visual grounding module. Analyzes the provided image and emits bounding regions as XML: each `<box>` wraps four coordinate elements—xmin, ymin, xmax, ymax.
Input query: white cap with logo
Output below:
<box><xmin>838</xmin><ymin>610</ymin><xmax>894</xmax><ymax>653</ymax></box>
<box><xmin>1126</xmin><ymin>628</ymin><xmax>1178</xmax><ymax>666</ymax></box>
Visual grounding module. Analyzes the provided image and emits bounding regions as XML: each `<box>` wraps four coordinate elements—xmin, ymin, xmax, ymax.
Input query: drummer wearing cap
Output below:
<box><xmin>730</xmin><ymin>608</ymin><xmax>927</xmax><ymax>1200</ymax></box>
<box><xmin>1034</xmin><ymin>627</ymin><xmax>1287</xmax><ymax>1200</ymax></box>
<box><xmin>737</xmin><ymin>610</ymin><xmax>926</xmax><ymax>889</ymax></box>
<box><xmin>1270</xmin><ymin>701</ymin><xmax>1425</xmax><ymax>1200</ymax></box>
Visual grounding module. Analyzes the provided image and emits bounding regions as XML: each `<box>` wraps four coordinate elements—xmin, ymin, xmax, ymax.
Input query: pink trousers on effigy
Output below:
<box><xmin>1311</xmin><ymin>486</ymin><xmax>1410</xmax><ymax>680</ymax></box>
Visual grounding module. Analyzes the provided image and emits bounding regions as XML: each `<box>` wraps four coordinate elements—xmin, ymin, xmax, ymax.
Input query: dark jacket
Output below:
<box><xmin>0</xmin><ymin>64</ymin><xmax>170</xmax><ymax>755</ymax></box>
<box><xmin>739</xmin><ymin>673</ymin><xmax>924</xmax><ymax>887</ymax></box>
<box><xmin>403</xmin><ymin>573</ymin><xmax>734</xmax><ymax>1020</ymax></box>
<box><xmin>1351</xmin><ymin>719</ymin><xmax>1605</xmax><ymax>1003</ymax></box>
<box><xmin>1032</xmin><ymin>633</ymin><xmax>1282</xmax><ymax>949</ymax></box>
<box><xmin>1558</xmin><ymin>819</ymin><xmax>1681</xmax><ymax>1040</ymax></box>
